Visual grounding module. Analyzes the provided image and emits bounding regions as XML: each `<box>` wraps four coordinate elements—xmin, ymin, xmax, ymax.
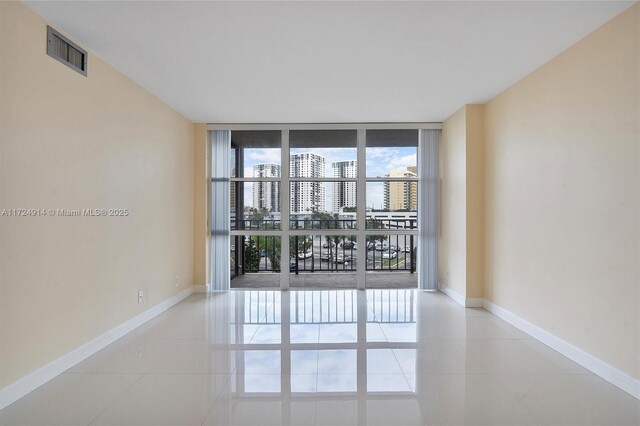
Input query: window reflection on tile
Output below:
<box><xmin>318</xmin><ymin>323</ymin><xmax>357</xmax><ymax>343</ymax></box>
<box><xmin>367</xmin><ymin>374</ymin><xmax>412</xmax><ymax>392</ymax></box>
<box><xmin>290</xmin><ymin>324</ymin><xmax>319</xmax><ymax>343</ymax></box>
<box><xmin>291</xmin><ymin>374</ymin><xmax>317</xmax><ymax>393</ymax></box>
<box><xmin>318</xmin><ymin>350</ymin><xmax>357</xmax><ymax>375</ymax></box>
<box><xmin>292</xmin><ymin>350</ymin><xmax>318</xmax><ymax>375</ymax></box>
<box><xmin>243</xmin><ymin>374</ymin><xmax>281</xmax><ymax>393</ymax></box>
<box><xmin>240</xmin><ymin>350</ymin><xmax>281</xmax><ymax>374</ymax></box>
<box><xmin>250</xmin><ymin>324</ymin><xmax>281</xmax><ymax>344</ymax></box>
<box><xmin>379</xmin><ymin>323</ymin><xmax>417</xmax><ymax>342</ymax></box>
<box><xmin>7</xmin><ymin>289</ymin><xmax>638</xmax><ymax>426</ymax></box>
<box><xmin>366</xmin><ymin>323</ymin><xmax>387</xmax><ymax>342</ymax></box>
<box><xmin>317</xmin><ymin>374</ymin><xmax>358</xmax><ymax>393</ymax></box>
<box><xmin>229</xmin><ymin>324</ymin><xmax>259</xmax><ymax>344</ymax></box>
<box><xmin>367</xmin><ymin>349</ymin><xmax>404</xmax><ymax>375</ymax></box>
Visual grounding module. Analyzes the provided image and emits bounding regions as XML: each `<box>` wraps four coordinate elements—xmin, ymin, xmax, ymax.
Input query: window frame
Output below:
<box><xmin>210</xmin><ymin>123</ymin><xmax>441</xmax><ymax>290</ymax></box>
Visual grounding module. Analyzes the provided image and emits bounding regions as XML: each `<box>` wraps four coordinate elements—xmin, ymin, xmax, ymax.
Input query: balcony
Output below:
<box><xmin>230</xmin><ymin>218</ymin><xmax>417</xmax><ymax>289</ymax></box>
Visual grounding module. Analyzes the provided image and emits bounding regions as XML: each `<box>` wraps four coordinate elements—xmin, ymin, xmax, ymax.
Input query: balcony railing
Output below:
<box><xmin>231</xmin><ymin>233</ymin><xmax>416</xmax><ymax>277</ymax></box>
<box><xmin>237</xmin><ymin>290</ymin><xmax>416</xmax><ymax>325</ymax></box>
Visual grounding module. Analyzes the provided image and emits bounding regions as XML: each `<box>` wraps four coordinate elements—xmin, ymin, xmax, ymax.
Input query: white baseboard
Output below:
<box><xmin>482</xmin><ymin>299</ymin><xmax>639</xmax><ymax>400</ymax></box>
<box><xmin>194</xmin><ymin>283</ymin><xmax>211</xmax><ymax>293</ymax></box>
<box><xmin>439</xmin><ymin>284</ymin><xmax>466</xmax><ymax>307</ymax></box>
<box><xmin>0</xmin><ymin>286</ymin><xmax>195</xmax><ymax>410</ymax></box>
<box><xmin>465</xmin><ymin>298</ymin><xmax>483</xmax><ymax>308</ymax></box>
<box><xmin>438</xmin><ymin>287</ymin><xmax>639</xmax><ymax>399</ymax></box>
<box><xmin>439</xmin><ymin>284</ymin><xmax>482</xmax><ymax>308</ymax></box>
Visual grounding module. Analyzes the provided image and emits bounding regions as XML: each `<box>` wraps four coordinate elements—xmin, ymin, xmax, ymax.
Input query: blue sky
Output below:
<box><xmin>240</xmin><ymin>147</ymin><xmax>417</xmax><ymax>211</ymax></box>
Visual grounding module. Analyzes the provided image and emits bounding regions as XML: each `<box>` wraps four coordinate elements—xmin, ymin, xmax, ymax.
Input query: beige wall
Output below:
<box><xmin>440</xmin><ymin>107</ymin><xmax>468</xmax><ymax>297</ymax></box>
<box><xmin>0</xmin><ymin>1</ymin><xmax>195</xmax><ymax>388</ymax></box>
<box><xmin>465</xmin><ymin>105</ymin><xmax>484</xmax><ymax>299</ymax></box>
<box><xmin>483</xmin><ymin>3</ymin><xmax>639</xmax><ymax>379</ymax></box>
<box><xmin>440</xmin><ymin>105</ymin><xmax>484</xmax><ymax>299</ymax></box>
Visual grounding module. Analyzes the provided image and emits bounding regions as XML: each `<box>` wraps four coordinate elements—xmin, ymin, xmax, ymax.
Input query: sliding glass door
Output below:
<box><xmin>210</xmin><ymin>125</ymin><xmax>440</xmax><ymax>290</ymax></box>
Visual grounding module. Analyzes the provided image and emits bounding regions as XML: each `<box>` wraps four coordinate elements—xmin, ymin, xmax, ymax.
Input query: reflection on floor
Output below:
<box><xmin>231</xmin><ymin>272</ymin><xmax>417</xmax><ymax>289</ymax></box>
<box><xmin>1</xmin><ymin>290</ymin><xmax>638</xmax><ymax>425</ymax></box>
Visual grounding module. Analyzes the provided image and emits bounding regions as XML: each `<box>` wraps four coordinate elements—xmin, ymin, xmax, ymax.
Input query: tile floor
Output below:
<box><xmin>0</xmin><ymin>289</ymin><xmax>638</xmax><ymax>425</ymax></box>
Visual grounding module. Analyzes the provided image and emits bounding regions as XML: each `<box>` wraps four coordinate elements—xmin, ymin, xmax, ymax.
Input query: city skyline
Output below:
<box><xmin>240</xmin><ymin>146</ymin><xmax>416</xmax><ymax>211</ymax></box>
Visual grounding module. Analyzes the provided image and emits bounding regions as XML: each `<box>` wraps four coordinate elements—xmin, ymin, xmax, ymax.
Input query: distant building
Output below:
<box><xmin>253</xmin><ymin>163</ymin><xmax>281</xmax><ymax>211</ymax></box>
<box><xmin>290</xmin><ymin>152</ymin><xmax>325</xmax><ymax>213</ymax></box>
<box><xmin>383</xmin><ymin>168</ymin><xmax>417</xmax><ymax>210</ymax></box>
<box><xmin>332</xmin><ymin>160</ymin><xmax>357</xmax><ymax>211</ymax></box>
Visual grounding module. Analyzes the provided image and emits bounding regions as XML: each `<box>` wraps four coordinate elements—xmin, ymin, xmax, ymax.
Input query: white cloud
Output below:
<box><xmin>245</xmin><ymin>148</ymin><xmax>282</xmax><ymax>165</ymax></box>
<box><xmin>388</xmin><ymin>153</ymin><xmax>417</xmax><ymax>171</ymax></box>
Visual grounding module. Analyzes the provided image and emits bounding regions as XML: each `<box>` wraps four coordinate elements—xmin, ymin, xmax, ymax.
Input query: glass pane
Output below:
<box><xmin>230</xmin><ymin>235</ymin><xmax>281</xmax><ymax>289</ymax></box>
<box><xmin>365</xmin><ymin>182</ymin><xmax>417</xmax><ymax>228</ymax></box>
<box><xmin>289</xmin><ymin>181</ymin><xmax>357</xmax><ymax>229</ymax></box>
<box><xmin>231</xmin><ymin>182</ymin><xmax>281</xmax><ymax>230</ymax></box>
<box><xmin>231</xmin><ymin>130</ymin><xmax>281</xmax><ymax>178</ymax></box>
<box><xmin>290</xmin><ymin>130</ymin><xmax>357</xmax><ymax>178</ymax></box>
<box><xmin>365</xmin><ymin>129</ymin><xmax>418</xmax><ymax>178</ymax></box>
<box><xmin>289</xmin><ymin>235</ymin><xmax>357</xmax><ymax>289</ymax></box>
<box><xmin>365</xmin><ymin>234</ymin><xmax>417</xmax><ymax>289</ymax></box>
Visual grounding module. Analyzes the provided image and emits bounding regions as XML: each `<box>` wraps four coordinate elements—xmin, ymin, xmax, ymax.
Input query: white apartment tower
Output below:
<box><xmin>290</xmin><ymin>153</ymin><xmax>326</xmax><ymax>213</ymax></box>
<box><xmin>253</xmin><ymin>163</ymin><xmax>281</xmax><ymax>212</ymax></box>
<box><xmin>332</xmin><ymin>160</ymin><xmax>357</xmax><ymax>211</ymax></box>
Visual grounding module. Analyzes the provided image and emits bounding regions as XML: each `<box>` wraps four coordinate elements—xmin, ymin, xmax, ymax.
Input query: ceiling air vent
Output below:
<box><xmin>47</xmin><ymin>26</ymin><xmax>87</xmax><ymax>76</ymax></box>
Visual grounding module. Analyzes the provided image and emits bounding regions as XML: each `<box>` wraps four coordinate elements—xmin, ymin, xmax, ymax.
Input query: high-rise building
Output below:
<box><xmin>253</xmin><ymin>163</ymin><xmax>281</xmax><ymax>211</ymax></box>
<box><xmin>332</xmin><ymin>160</ymin><xmax>357</xmax><ymax>211</ymax></box>
<box><xmin>290</xmin><ymin>153</ymin><xmax>325</xmax><ymax>213</ymax></box>
<box><xmin>383</xmin><ymin>168</ymin><xmax>417</xmax><ymax>210</ymax></box>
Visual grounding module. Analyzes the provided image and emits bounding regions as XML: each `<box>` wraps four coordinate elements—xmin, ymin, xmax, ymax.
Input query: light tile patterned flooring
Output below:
<box><xmin>1</xmin><ymin>289</ymin><xmax>638</xmax><ymax>425</ymax></box>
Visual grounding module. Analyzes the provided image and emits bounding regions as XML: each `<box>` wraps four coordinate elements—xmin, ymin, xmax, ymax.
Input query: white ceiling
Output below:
<box><xmin>25</xmin><ymin>1</ymin><xmax>633</xmax><ymax>123</ymax></box>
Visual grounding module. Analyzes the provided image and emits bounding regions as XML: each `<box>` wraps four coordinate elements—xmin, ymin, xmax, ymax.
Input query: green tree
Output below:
<box><xmin>366</xmin><ymin>218</ymin><xmax>388</xmax><ymax>248</ymax></box>
<box><xmin>244</xmin><ymin>237</ymin><xmax>260</xmax><ymax>271</ymax></box>
<box><xmin>311</xmin><ymin>212</ymin><xmax>345</xmax><ymax>271</ymax></box>
<box><xmin>257</xmin><ymin>235</ymin><xmax>281</xmax><ymax>272</ymax></box>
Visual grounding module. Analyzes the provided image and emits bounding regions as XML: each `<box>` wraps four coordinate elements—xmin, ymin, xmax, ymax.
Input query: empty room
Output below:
<box><xmin>0</xmin><ymin>1</ymin><xmax>638</xmax><ymax>425</ymax></box>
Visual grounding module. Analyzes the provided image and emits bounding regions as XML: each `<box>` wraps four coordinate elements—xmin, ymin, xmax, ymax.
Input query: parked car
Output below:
<box><xmin>382</xmin><ymin>250</ymin><xmax>397</xmax><ymax>259</ymax></box>
<box><xmin>402</xmin><ymin>245</ymin><xmax>413</xmax><ymax>253</ymax></box>
<box><xmin>297</xmin><ymin>250</ymin><xmax>313</xmax><ymax>259</ymax></box>
<box><xmin>389</xmin><ymin>245</ymin><xmax>401</xmax><ymax>252</ymax></box>
<box><xmin>336</xmin><ymin>253</ymin><xmax>352</xmax><ymax>263</ymax></box>
<box><xmin>259</xmin><ymin>249</ymin><xmax>267</xmax><ymax>257</ymax></box>
<box><xmin>375</xmin><ymin>242</ymin><xmax>389</xmax><ymax>251</ymax></box>
<box><xmin>289</xmin><ymin>258</ymin><xmax>297</xmax><ymax>271</ymax></box>
<box><xmin>322</xmin><ymin>241</ymin><xmax>335</xmax><ymax>249</ymax></box>
<box><xmin>320</xmin><ymin>252</ymin><xmax>332</xmax><ymax>261</ymax></box>
<box><xmin>342</xmin><ymin>241</ymin><xmax>356</xmax><ymax>250</ymax></box>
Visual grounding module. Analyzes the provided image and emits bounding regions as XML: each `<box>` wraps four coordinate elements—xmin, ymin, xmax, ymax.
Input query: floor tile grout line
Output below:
<box><xmin>199</xmin><ymin>370</ymin><xmax>235</xmax><ymax>426</ymax></box>
<box><xmin>86</xmin><ymin>373</ymin><xmax>146</xmax><ymax>426</ymax></box>
<box><xmin>486</xmin><ymin>373</ymin><xmax>545</xmax><ymax>424</ymax></box>
<box><xmin>389</xmin><ymin>348</ymin><xmax>414</xmax><ymax>391</ymax></box>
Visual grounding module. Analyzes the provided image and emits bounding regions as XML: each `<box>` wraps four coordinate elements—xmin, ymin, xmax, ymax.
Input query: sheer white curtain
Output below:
<box><xmin>210</xmin><ymin>130</ymin><xmax>231</xmax><ymax>291</ymax></box>
<box><xmin>418</xmin><ymin>129</ymin><xmax>440</xmax><ymax>290</ymax></box>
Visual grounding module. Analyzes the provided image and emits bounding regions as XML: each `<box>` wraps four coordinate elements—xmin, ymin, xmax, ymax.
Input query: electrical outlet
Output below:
<box><xmin>138</xmin><ymin>290</ymin><xmax>144</xmax><ymax>304</ymax></box>
<box><xmin>174</xmin><ymin>275</ymin><xmax>180</xmax><ymax>287</ymax></box>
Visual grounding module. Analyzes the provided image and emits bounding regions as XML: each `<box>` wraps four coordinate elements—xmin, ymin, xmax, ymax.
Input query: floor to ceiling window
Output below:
<box><xmin>210</xmin><ymin>124</ymin><xmax>440</xmax><ymax>291</ymax></box>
